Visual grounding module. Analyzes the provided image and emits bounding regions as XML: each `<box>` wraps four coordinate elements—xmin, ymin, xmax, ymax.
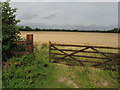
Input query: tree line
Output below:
<box><xmin>18</xmin><ymin>26</ymin><xmax>120</xmax><ymax>33</ymax></box>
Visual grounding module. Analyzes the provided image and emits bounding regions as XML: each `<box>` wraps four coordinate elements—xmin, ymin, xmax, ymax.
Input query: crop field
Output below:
<box><xmin>20</xmin><ymin>31</ymin><xmax>119</xmax><ymax>47</ymax></box>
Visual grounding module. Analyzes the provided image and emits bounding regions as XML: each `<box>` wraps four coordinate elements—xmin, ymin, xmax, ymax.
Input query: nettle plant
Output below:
<box><xmin>2</xmin><ymin>1</ymin><xmax>21</xmax><ymax>61</ymax></box>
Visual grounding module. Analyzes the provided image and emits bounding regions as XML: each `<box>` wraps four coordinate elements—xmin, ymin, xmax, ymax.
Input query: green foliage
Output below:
<box><xmin>2</xmin><ymin>1</ymin><xmax>21</xmax><ymax>60</ymax></box>
<box><xmin>0</xmin><ymin>1</ymin><xmax>2</xmax><ymax>64</ymax></box>
<box><xmin>40</xmin><ymin>43</ymin><xmax>48</xmax><ymax>49</ymax></box>
<box><xmin>2</xmin><ymin>44</ymin><xmax>119</xmax><ymax>88</ymax></box>
<box><xmin>107</xmin><ymin>28</ymin><xmax>120</xmax><ymax>33</ymax></box>
<box><xmin>2</xmin><ymin>45</ymin><xmax>54</xmax><ymax>88</ymax></box>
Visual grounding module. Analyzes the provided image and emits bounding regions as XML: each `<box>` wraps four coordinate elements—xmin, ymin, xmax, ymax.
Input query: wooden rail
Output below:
<box><xmin>49</xmin><ymin>41</ymin><xmax>120</xmax><ymax>70</ymax></box>
<box><xmin>14</xmin><ymin>41</ymin><xmax>32</xmax><ymax>44</ymax></box>
<box><xmin>51</xmin><ymin>48</ymin><xmax>119</xmax><ymax>55</ymax></box>
<box><xmin>51</xmin><ymin>43</ymin><xmax>120</xmax><ymax>49</ymax></box>
<box><xmin>11</xmin><ymin>34</ymin><xmax>33</xmax><ymax>55</ymax></box>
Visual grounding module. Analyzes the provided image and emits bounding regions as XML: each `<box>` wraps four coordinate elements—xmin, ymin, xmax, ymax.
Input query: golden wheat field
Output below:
<box><xmin>20</xmin><ymin>31</ymin><xmax>119</xmax><ymax>47</ymax></box>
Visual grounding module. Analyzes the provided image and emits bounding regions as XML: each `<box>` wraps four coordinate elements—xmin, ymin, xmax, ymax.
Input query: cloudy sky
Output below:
<box><xmin>9</xmin><ymin>0</ymin><xmax>118</xmax><ymax>30</ymax></box>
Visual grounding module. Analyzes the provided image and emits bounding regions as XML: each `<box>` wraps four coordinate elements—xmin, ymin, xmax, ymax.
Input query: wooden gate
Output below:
<box><xmin>11</xmin><ymin>34</ymin><xmax>33</xmax><ymax>55</ymax></box>
<box><xmin>49</xmin><ymin>41</ymin><xmax>120</xmax><ymax>70</ymax></box>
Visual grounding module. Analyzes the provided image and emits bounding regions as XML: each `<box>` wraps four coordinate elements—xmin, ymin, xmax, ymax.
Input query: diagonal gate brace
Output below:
<box><xmin>51</xmin><ymin>45</ymin><xmax>87</xmax><ymax>66</ymax></box>
<box><xmin>90</xmin><ymin>47</ymin><xmax>114</xmax><ymax>67</ymax></box>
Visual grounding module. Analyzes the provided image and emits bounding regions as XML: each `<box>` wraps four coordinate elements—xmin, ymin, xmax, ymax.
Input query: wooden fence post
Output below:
<box><xmin>26</xmin><ymin>34</ymin><xmax>33</xmax><ymax>53</ymax></box>
<box><xmin>49</xmin><ymin>41</ymin><xmax>51</xmax><ymax>62</ymax></box>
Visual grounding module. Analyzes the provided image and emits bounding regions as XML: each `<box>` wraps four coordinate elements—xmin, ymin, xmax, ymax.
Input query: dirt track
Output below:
<box><xmin>20</xmin><ymin>31</ymin><xmax>119</xmax><ymax>47</ymax></box>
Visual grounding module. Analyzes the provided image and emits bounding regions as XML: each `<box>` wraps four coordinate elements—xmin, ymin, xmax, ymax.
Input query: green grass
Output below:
<box><xmin>2</xmin><ymin>43</ymin><xmax>120</xmax><ymax>88</ymax></box>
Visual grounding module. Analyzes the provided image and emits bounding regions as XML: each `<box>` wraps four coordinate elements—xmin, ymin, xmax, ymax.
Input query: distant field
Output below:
<box><xmin>20</xmin><ymin>31</ymin><xmax>119</xmax><ymax>47</ymax></box>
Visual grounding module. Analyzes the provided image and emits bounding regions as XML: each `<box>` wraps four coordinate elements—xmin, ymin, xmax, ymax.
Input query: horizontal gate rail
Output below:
<box><xmin>51</xmin><ymin>43</ymin><xmax>120</xmax><ymax>49</ymax></box>
<box><xmin>51</xmin><ymin>53</ymin><xmax>108</xmax><ymax>60</ymax></box>
<box><xmin>51</xmin><ymin>57</ymin><xmax>120</xmax><ymax>65</ymax></box>
<box><xmin>51</xmin><ymin>48</ymin><xmax>119</xmax><ymax>55</ymax></box>
<box><xmin>13</xmin><ymin>41</ymin><xmax>32</xmax><ymax>44</ymax></box>
<box><xmin>11</xmin><ymin>51</ymin><xmax>33</xmax><ymax>55</ymax></box>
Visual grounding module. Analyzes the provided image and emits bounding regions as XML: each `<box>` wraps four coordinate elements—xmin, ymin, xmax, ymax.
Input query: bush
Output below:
<box><xmin>2</xmin><ymin>46</ymin><xmax>52</xmax><ymax>88</ymax></box>
<box><xmin>1</xmin><ymin>1</ymin><xmax>21</xmax><ymax>61</ymax></box>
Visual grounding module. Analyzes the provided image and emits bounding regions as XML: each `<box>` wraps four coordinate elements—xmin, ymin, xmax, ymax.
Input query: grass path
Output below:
<box><xmin>38</xmin><ymin>62</ymin><xmax>119</xmax><ymax>88</ymax></box>
<box><xmin>34</xmin><ymin>46</ymin><xmax>119</xmax><ymax>88</ymax></box>
<box><xmin>57</xmin><ymin>64</ymin><xmax>79</xmax><ymax>88</ymax></box>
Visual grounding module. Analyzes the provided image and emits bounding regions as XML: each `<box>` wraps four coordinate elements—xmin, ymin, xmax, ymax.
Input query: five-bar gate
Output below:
<box><xmin>49</xmin><ymin>41</ymin><xmax>120</xmax><ymax>70</ymax></box>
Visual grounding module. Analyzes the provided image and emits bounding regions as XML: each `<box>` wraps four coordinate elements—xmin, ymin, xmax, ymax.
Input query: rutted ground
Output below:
<box><xmin>20</xmin><ymin>31</ymin><xmax>119</xmax><ymax>47</ymax></box>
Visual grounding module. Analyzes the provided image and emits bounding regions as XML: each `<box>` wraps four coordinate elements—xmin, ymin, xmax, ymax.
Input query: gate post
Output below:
<box><xmin>49</xmin><ymin>41</ymin><xmax>51</xmax><ymax>62</ymax></box>
<box><xmin>26</xmin><ymin>34</ymin><xmax>33</xmax><ymax>53</ymax></box>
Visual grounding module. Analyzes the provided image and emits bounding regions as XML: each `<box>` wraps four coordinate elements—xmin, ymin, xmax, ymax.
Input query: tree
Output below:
<box><xmin>2</xmin><ymin>1</ymin><xmax>21</xmax><ymax>61</ymax></box>
<box><xmin>111</xmin><ymin>28</ymin><xmax>120</xmax><ymax>33</ymax></box>
<box><xmin>24</xmin><ymin>26</ymin><xmax>32</xmax><ymax>30</ymax></box>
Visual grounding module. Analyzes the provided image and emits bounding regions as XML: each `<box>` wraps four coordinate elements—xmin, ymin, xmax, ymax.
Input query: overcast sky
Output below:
<box><xmin>9</xmin><ymin>1</ymin><xmax>118</xmax><ymax>30</ymax></box>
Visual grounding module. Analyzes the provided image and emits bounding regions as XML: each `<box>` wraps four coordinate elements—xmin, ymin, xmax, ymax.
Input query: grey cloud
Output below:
<box><xmin>11</xmin><ymin>2</ymin><xmax>117</xmax><ymax>30</ymax></box>
<box><xmin>118</xmin><ymin>2</ymin><xmax>120</xmax><ymax>29</ymax></box>
<box><xmin>19</xmin><ymin>12</ymin><xmax>38</xmax><ymax>20</ymax></box>
<box><xmin>43</xmin><ymin>12</ymin><xmax>59</xmax><ymax>19</ymax></box>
